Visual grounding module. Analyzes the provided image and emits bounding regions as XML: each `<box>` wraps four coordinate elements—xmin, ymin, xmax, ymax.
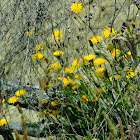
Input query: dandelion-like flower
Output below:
<box><xmin>0</xmin><ymin>119</ymin><xmax>10</xmax><ymax>126</ymax></box>
<box><xmin>50</xmin><ymin>110</ymin><xmax>60</xmax><ymax>116</ymax></box>
<box><xmin>83</xmin><ymin>54</ymin><xmax>96</xmax><ymax>61</ymax></box>
<box><xmin>75</xmin><ymin>74</ymin><xmax>82</xmax><ymax>80</ymax></box>
<box><xmin>58</xmin><ymin>77</ymin><xmax>70</xmax><ymax>86</ymax></box>
<box><xmin>72</xmin><ymin>84</ymin><xmax>80</xmax><ymax>90</ymax></box>
<box><xmin>109</xmin><ymin>75</ymin><xmax>120</xmax><ymax>81</ymax></box>
<box><xmin>53</xmin><ymin>50</ymin><xmax>64</xmax><ymax>56</ymax></box>
<box><xmin>32</xmin><ymin>52</ymin><xmax>44</xmax><ymax>60</ymax></box>
<box><xmin>95</xmin><ymin>68</ymin><xmax>105</xmax><ymax>77</ymax></box>
<box><xmin>80</xmin><ymin>95</ymin><xmax>88</xmax><ymax>103</ymax></box>
<box><xmin>1</xmin><ymin>99</ymin><xmax>5</xmax><ymax>104</ymax></box>
<box><xmin>51</xmin><ymin>99</ymin><xmax>61</xmax><ymax>106</ymax></box>
<box><xmin>26</xmin><ymin>28</ymin><xmax>35</xmax><ymax>35</ymax></box>
<box><xmin>89</xmin><ymin>36</ymin><xmax>102</xmax><ymax>44</ymax></box>
<box><xmin>72</xmin><ymin>58</ymin><xmax>84</xmax><ymax>68</ymax></box>
<box><xmin>8</xmin><ymin>96</ymin><xmax>18</xmax><ymax>104</ymax></box>
<box><xmin>111</xmin><ymin>48</ymin><xmax>120</xmax><ymax>57</ymax></box>
<box><xmin>64</xmin><ymin>66</ymin><xmax>75</xmax><ymax>73</ymax></box>
<box><xmin>131</xmin><ymin>19</ymin><xmax>136</xmax><ymax>26</ymax></box>
<box><xmin>93</xmin><ymin>58</ymin><xmax>106</xmax><ymax>66</ymax></box>
<box><xmin>92</xmin><ymin>138</ymin><xmax>100</xmax><ymax>140</ymax></box>
<box><xmin>58</xmin><ymin>76</ymin><xmax>75</xmax><ymax>86</ymax></box>
<box><xmin>49</xmin><ymin>62</ymin><xmax>61</xmax><ymax>71</ymax></box>
<box><xmin>52</xmin><ymin>30</ymin><xmax>63</xmax><ymax>39</ymax></box>
<box><xmin>44</xmin><ymin>84</ymin><xmax>51</xmax><ymax>90</ymax></box>
<box><xmin>125</xmin><ymin>67</ymin><xmax>135</xmax><ymax>79</ymax></box>
<box><xmin>15</xmin><ymin>89</ymin><xmax>26</xmax><ymax>96</ymax></box>
<box><xmin>102</xmin><ymin>27</ymin><xmax>116</xmax><ymax>38</ymax></box>
<box><xmin>91</xmin><ymin>98</ymin><xmax>99</xmax><ymax>102</ymax></box>
<box><xmin>70</xmin><ymin>2</ymin><xmax>83</xmax><ymax>13</ymax></box>
<box><xmin>42</xmin><ymin>100</ymin><xmax>49</xmax><ymax>104</ymax></box>
<box><xmin>34</xmin><ymin>44</ymin><xmax>44</xmax><ymax>51</ymax></box>
<box><xmin>123</xmin><ymin>51</ymin><xmax>132</xmax><ymax>58</ymax></box>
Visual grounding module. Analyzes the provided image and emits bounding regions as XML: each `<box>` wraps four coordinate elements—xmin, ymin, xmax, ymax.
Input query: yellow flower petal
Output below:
<box><xmin>53</xmin><ymin>50</ymin><xmax>64</xmax><ymax>56</ymax></box>
<box><xmin>8</xmin><ymin>96</ymin><xmax>18</xmax><ymax>104</ymax></box>
<box><xmin>93</xmin><ymin>58</ymin><xmax>106</xmax><ymax>66</ymax></box>
<box><xmin>102</xmin><ymin>27</ymin><xmax>116</xmax><ymax>38</ymax></box>
<box><xmin>70</xmin><ymin>2</ymin><xmax>83</xmax><ymax>13</ymax></box>
<box><xmin>0</xmin><ymin>119</ymin><xmax>10</xmax><ymax>126</ymax></box>
<box><xmin>95</xmin><ymin>68</ymin><xmax>105</xmax><ymax>77</ymax></box>
<box><xmin>52</xmin><ymin>30</ymin><xmax>63</xmax><ymax>39</ymax></box>
<box><xmin>83</xmin><ymin>54</ymin><xmax>96</xmax><ymax>61</ymax></box>
<box><xmin>80</xmin><ymin>95</ymin><xmax>88</xmax><ymax>103</ymax></box>
<box><xmin>15</xmin><ymin>89</ymin><xmax>26</xmax><ymax>96</ymax></box>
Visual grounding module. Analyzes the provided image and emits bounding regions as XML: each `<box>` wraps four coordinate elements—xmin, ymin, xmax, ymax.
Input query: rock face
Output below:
<box><xmin>0</xmin><ymin>0</ymin><xmax>139</xmax><ymax>139</ymax></box>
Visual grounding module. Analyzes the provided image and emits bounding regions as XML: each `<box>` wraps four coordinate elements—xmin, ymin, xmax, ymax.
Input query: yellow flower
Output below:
<box><xmin>51</xmin><ymin>99</ymin><xmax>61</xmax><ymax>106</ymax></box>
<box><xmin>111</xmin><ymin>48</ymin><xmax>120</xmax><ymax>57</ymax></box>
<box><xmin>52</xmin><ymin>30</ymin><xmax>63</xmax><ymax>39</ymax></box>
<box><xmin>131</xmin><ymin>19</ymin><xmax>136</xmax><ymax>25</ymax></box>
<box><xmin>43</xmin><ymin>109</ymin><xmax>60</xmax><ymax>116</ymax></box>
<box><xmin>32</xmin><ymin>52</ymin><xmax>44</xmax><ymax>60</ymax></box>
<box><xmin>0</xmin><ymin>119</ymin><xmax>10</xmax><ymax>126</ymax></box>
<box><xmin>70</xmin><ymin>2</ymin><xmax>83</xmax><ymax>13</ymax></box>
<box><xmin>44</xmin><ymin>84</ymin><xmax>51</xmax><ymax>90</ymax></box>
<box><xmin>89</xmin><ymin>36</ymin><xmax>102</xmax><ymax>44</ymax></box>
<box><xmin>93</xmin><ymin>58</ymin><xmax>106</xmax><ymax>66</ymax></box>
<box><xmin>67</xmin><ymin>76</ymin><xmax>75</xmax><ymax>84</ymax></box>
<box><xmin>123</xmin><ymin>51</ymin><xmax>132</xmax><ymax>58</ymax></box>
<box><xmin>102</xmin><ymin>27</ymin><xmax>116</xmax><ymax>38</ymax></box>
<box><xmin>42</xmin><ymin>100</ymin><xmax>49</xmax><ymax>104</ymax></box>
<box><xmin>129</xmin><ymin>34</ymin><xmax>135</xmax><ymax>38</ymax></box>
<box><xmin>72</xmin><ymin>58</ymin><xmax>84</xmax><ymax>68</ymax></box>
<box><xmin>92</xmin><ymin>139</ymin><xmax>100</xmax><ymax>140</ymax></box>
<box><xmin>75</xmin><ymin>75</ymin><xmax>82</xmax><ymax>80</ymax></box>
<box><xmin>26</xmin><ymin>30</ymin><xmax>29</xmax><ymax>35</ymax></box>
<box><xmin>84</xmin><ymin>60</ymin><xmax>90</xmax><ymax>65</ymax></box>
<box><xmin>94</xmin><ymin>88</ymin><xmax>104</xmax><ymax>95</ymax></box>
<box><xmin>64</xmin><ymin>66</ymin><xmax>75</xmax><ymax>73</ymax></box>
<box><xmin>1</xmin><ymin>99</ymin><xmax>5</xmax><ymax>104</ymax></box>
<box><xmin>8</xmin><ymin>96</ymin><xmax>18</xmax><ymax>104</ymax></box>
<box><xmin>91</xmin><ymin>98</ymin><xmax>99</xmax><ymax>102</ymax></box>
<box><xmin>95</xmin><ymin>68</ymin><xmax>105</xmax><ymax>77</ymax></box>
<box><xmin>26</xmin><ymin>28</ymin><xmax>35</xmax><ymax>35</ymax></box>
<box><xmin>32</xmin><ymin>53</ymin><xmax>37</xmax><ymax>60</ymax></box>
<box><xmin>48</xmin><ymin>136</ymin><xmax>56</xmax><ymax>140</ymax></box>
<box><xmin>34</xmin><ymin>44</ymin><xmax>44</xmax><ymax>51</ymax></box>
<box><xmin>30</xmin><ymin>30</ymin><xmax>33</xmax><ymax>35</ymax></box>
<box><xmin>109</xmin><ymin>75</ymin><xmax>120</xmax><ymax>81</ymax></box>
<box><xmin>15</xmin><ymin>89</ymin><xmax>26</xmax><ymax>96</ymax></box>
<box><xmin>106</xmin><ymin>44</ymin><xmax>115</xmax><ymax>51</ymax></box>
<box><xmin>53</xmin><ymin>50</ymin><xmax>64</xmax><ymax>56</ymax></box>
<box><xmin>58</xmin><ymin>77</ymin><xmax>70</xmax><ymax>86</ymax></box>
<box><xmin>64</xmin><ymin>77</ymin><xmax>75</xmax><ymax>86</ymax></box>
<box><xmin>72</xmin><ymin>84</ymin><xmax>80</xmax><ymax>90</ymax></box>
<box><xmin>37</xmin><ymin>52</ymin><xmax>44</xmax><ymax>59</ymax></box>
<box><xmin>125</xmin><ymin>67</ymin><xmax>135</xmax><ymax>79</ymax></box>
<box><xmin>83</xmin><ymin>54</ymin><xmax>96</xmax><ymax>61</ymax></box>
<box><xmin>50</xmin><ymin>110</ymin><xmax>60</xmax><ymax>116</ymax></box>
<box><xmin>119</xmin><ymin>27</ymin><xmax>129</xmax><ymax>34</ymax></box>
<box><xmin>49</xmin><ymin>63</ymin><xmax>61</xmax><ymax>71</ymax></box>
<box><xmin>43</xmin><ymin>109</ymin><xmax>50</xmax><ymax>115</ymax></box>
<box><xmin>80</xmin><ymin>95</ymin><xmax>88</xmax><ymax>103</ymax></box>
